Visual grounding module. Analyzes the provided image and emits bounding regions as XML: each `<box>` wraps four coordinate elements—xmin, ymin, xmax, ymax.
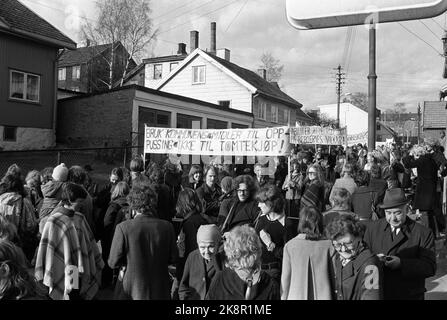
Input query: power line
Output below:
<box><xmin>419</xmin><ymin>20</ymin><xmax>440</xmax><ymax>40</ymax></box>
<box><xmin>152</xmin><ymin>0</ymin><xmax>203</xmax><ymax>20</ymax></box>
<box><xmin>431</xmin><ymin>17</ymin><xmax>445</xmax><ymax>31</ymax></box>
<box><xmin>398</xmin><ymin>22</ymin><xmax>443</xmax><ymax>56</ymax></box>
<box><xmin>153</xmin><ymin>0</ymin><xmax>218</xmax><ymax>28</ymax></box>
<box><xmin>225</xmin><ymin>0</ymin><xmax>249</xmax><ymax>32</ymax></box>
<box><xmin>157</xmin><ymin>0</ymin><xmax>241</xmax><ymax>35</ymax></box>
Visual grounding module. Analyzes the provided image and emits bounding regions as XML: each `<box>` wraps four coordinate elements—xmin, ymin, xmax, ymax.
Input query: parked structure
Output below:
<box><xmin>0</xmin><ymin>0</ymin><xmax>76</xmax><ymax>151</ymax></box>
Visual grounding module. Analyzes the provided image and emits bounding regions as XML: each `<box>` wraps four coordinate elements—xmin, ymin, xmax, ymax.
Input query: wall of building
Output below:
<box><xmin>144</xmin><ymin>60</ymin><xmax>183</xmax><ymax>89</ymax></box>
<box><xmin>252</xmin><ymin>95</ymin><xmax>295</xmax><ymax>128</ymax></box>
<box><xmin>160</xmin><ymin>55</ymin><xmax>253</xmax><ymax>114</ymax></box>
<box><xmin>57</xmin><ymin>64</ymin><xmax>88</xmax><ymax>93</ymax></box>
<box><xmin>0</xmin><ymin>33</ymin><xmax>57</xmax><ymax>129</ymax></box>
<box><xmin>57</xmin><ymin>89</ymin><xmax>134</xmax><ymax>147</ymax></box>
<box><xmin>0</xmin><ymin>126</ymin><xmax>54</xmax><ymax>150</ymax></box>
<box><xmin>319</xmin><ymin>103</ymin><xmax>367</xmax><ymax>135</ymax></box>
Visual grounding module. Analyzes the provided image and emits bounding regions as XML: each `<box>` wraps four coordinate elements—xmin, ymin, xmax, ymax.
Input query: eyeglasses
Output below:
<box><xmin>308</xmin><ymin>171</ymin><xmax>317</xmax><ymax>175</ymax></box>
<box><xmin>332</xmin><ymin>241</ymin><xmax>355</xmax><ymax>251</ymax></box>
<box><xmin>237</xmin><ymin>189</ymin><xmax>249</xmax><ymax>193</ymax></box>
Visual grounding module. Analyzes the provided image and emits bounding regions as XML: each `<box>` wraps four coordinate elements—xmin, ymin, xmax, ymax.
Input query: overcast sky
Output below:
<box><xmin>21</xmin><ymin>0</ymin><xmax>447</xmax><ymax>112</ymax></box>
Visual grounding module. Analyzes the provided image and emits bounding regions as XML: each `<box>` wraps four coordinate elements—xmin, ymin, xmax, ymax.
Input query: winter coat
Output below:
<box><xmin>195</xmin><ymin>183</ymin><xmax>222</xmax><ymax>222</ymax></box>
<box><xmin>363</xmin><ymin>218</ymin><xmax>436</xmax><ymax>300</ymax></box>
<box><xmin>108</xmin><ymin>214</ymin><xmax>178</xmax><ymax>300</ymax></box>
<box><xmin>351</xmin><ymin>186</ymin><xmax>384</xmax><ymax>220</ymax></box>
<box><xmin>300</xmin><ymin>182</ymin><xmax>325</xmax><ymax>213</ymax></box>
<box><xmin>334</xmin><ymin>246</ymin><xmax>383</xmax><ymax>300</ymax></box>
<box><xmin>282</xmin><ymin>173</ymin><xmax>303</xmax><ymax>200</ymax></box>
<box><xmin>0</xmin><ymin>192</ymin><xmax>37</xmax><ymax>236</ymax></box>
<box><xmin>281</xmin><ymin>234</ymin><xmax>335</xmax><ymax>300</ymax></box>
<box><xmin>218</xmin><ymin>197</ymin><xmax>259</xmax><ymax>233</ymax></box>
<box><xmin>179</xmin><ymin>250</ymin><xmax>223</xmax><ymax>300</ymax></box>
<box><xmin>402</xmin><ymin>154</ymin><xmax>438</xmax><ymax>210</ymax></box>
<box><xmin>103</xmin><ymin>197</ymin><xmax>129</xmax><ymax>261</ymax></box>
<box><xmin>39</xmin><ymin>181</ymin><xmax>65</xmax><ymax>220</ymax></box>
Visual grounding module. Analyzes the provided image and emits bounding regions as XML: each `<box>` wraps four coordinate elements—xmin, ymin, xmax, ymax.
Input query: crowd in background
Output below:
<box><xmin>0</xmin><ymin>139</ymin><xmax>445</xmax><ymax>300</ymax></box>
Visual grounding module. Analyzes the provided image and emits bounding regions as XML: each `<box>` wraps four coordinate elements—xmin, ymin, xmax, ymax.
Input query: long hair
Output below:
<box><xmin>305</xmin><ymin>164</ymin><xmax>324</xmax><ymax>187</ymax></box>
<box><xmin>175</xmin><ymin>188</ymin><xmax>202</xmax><ymax>218</ymax></box>
<box><xmin>298</xmin><ymin>206</ymin><xmax>324</xmax><ymax>241</ymax></box>
<box><xmin>188</xmin><ymin>165</ymin><xmax>203</xmax><ymax>183</ymax></box>
<box><xmin>111</xmin><ymin>181</ymin><xmax>130</xmax><ymax>201</ymax></box>
<box><xmin>0</xmin><ymin>240</ymin><xmax>36</xmax><ymax>300</ymax></box>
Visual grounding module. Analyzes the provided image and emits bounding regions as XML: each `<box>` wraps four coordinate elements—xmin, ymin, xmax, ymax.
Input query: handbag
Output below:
<box><xmin>370</xmin><ymin>192</ymin><xmax>379</xmax><ymax>221</ymax></box>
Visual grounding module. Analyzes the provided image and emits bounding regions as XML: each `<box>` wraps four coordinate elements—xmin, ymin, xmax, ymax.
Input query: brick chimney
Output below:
<box><xmin>190</xmin><ymin>31</ymin><xmax>199</xmax><ymax>52</ymax></box>
<box><xmin>257</xmin><ymin>69</ymin><xmax>267</xmax><ymax>80</ymax></box>
<box><xmin>177</xmin><ymin>43</ymin><xmax>187</xmax><ymax>55</ymax></box>
<box><xmin>217</xmin><ymin>48</ymin><xmax>230</xmax><ymax>61</ymax></box>
<box><xmin>210</xmin><ymin>22</ymin><xmax>216</xmax><ymax>55</ymax></box>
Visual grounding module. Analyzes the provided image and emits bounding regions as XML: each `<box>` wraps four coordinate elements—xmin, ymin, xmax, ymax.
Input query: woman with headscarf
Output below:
<box><xmin>206</xmin><ymin>225</ymin><xmax>279</xmax><ymax>300</ymax></box>
<box><xmin>281</xmin><ymin>206</ymin><xmax>335</xmax><ymax>300</ymax></box>
<box><xmin>179</xmin><ymin>224</ymin><xmax>224</xmax><ymax>300</ymax></box>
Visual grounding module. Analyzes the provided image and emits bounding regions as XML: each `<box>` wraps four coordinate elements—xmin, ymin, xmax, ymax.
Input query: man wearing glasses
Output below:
<box><xmin>363</xmin><ymin>188</ymin><xmax>436</xmax><ymax>300</ymax></box>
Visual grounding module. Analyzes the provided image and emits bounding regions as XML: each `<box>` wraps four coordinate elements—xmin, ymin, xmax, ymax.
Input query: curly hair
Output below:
<box><xmin>146</xmin><ymin>162</ymin><xmax>164</xmax><ymax>185</ymax></box>
<box><xmin>0</xmin><ymin>239</ymin><xmax>36</xmax><ymax>300</ymax></box>
<box><xmin>232</xmin><ymin>174</ymin><xmax>257</xmax><ymax>198</ymax></box>
<box><xmin>61</xmin><ymin>182</ymin><xmax>88</xmax><ymax>203</ymax></box>
<box><xmin>255</xmin><ymin>184</ymin><xmax>285</xmax><ymax>213</ymax></box>
<box><xmin>0</xmin><ymin>174</ymin><xmax>26</xmax><ymax>197</ymax></box>
<box><xmin>4</xmin><ymin>164</ymin><xmax>22</xmax><ymax>180</ymax></box>
<box><xmin>127</xmin><ymin>185</ymin><xmax>157</xmax><ymax>215</ymax></box>
<box><xmin>224</xmin><ymin>225</ymin><xmax>262</xmax><ymax>273</ymax></box>
<box><xmin>325</xmin><ymin>214</ymin><xmax>365</xmax><ymax>240</ymax></box>
<box><xmin>329</xmin><ymin>187</ymin><xmax>351</xmax><ymax>209</ymax></box>
<box><xmin>354</xmin><ymin>170</ymin><xmax>370</xmax><ymax>187</ymax></box>
<box><xmin>175</xmin><ymin>187</ymin><xmax>203</xmax><ymax>218</ymax></box>
<box><xmin>298</xmin><ymin>206</ymin><xmax>324</xmax><ymax>241</ymax></box>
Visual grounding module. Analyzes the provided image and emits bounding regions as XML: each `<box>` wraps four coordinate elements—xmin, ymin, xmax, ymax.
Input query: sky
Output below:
<box><xmin>19</xmin><ymin>0</ymin><xmax>447</xmax><ymax>112</ymax></box>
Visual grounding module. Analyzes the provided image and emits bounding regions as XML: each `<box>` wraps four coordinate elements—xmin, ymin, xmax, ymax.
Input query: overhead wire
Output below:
<box><xmin>224</xmin><ymin>0</ymin><xmax>249</xmax><ymax>32</ymax></box>
<box><xmin>398</xmin><ymin>22</ymin><xmax>443</xmax><ymax>56</ymax></box>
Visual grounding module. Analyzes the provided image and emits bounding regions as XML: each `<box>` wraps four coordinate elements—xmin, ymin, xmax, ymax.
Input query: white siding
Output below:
<box><xmin>144</xmin><ymin>60</ymin><xmax>182</xmax><ymax>88</ymax></box>
<box><xmin>159</xmin><ymin>55</ymin><xmax>253</xmax><ymax>113</ymax></box>
<box><xmin>318</xmin><ymin>103</ymin><xmax>368</xmax><ymax>135</ymax></box>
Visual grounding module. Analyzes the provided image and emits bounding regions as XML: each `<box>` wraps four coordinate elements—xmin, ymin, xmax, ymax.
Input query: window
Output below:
<box><xmin>154</xmin><ymin>64</ymin><xmax>162</xmax><ymax>79</ymax></box>
<box><xmin>207</xmin><ymin>119</ymin><xmax>227</xmax><ymax>129</ymax></box>
<box><xmin>3</xmin><ymin>126</ymin><xmax>17</xmax><ymax>141</ymax></box>
<box><xmin>192</xmin><ymin>65</ymin><xmax>206</xmax><ymax>84</ymax></box>
<box><xmin>9</xmin><ymin>70</ymin><xmax>40</xmax><ymax>103</ymax></box>
<box><xmin>170</xmin><ymin>62</ymin><xmax>178</xmax><ymax>72</ymax></box>
<box><xmin>218</xmin><ymin>100</ymin><xmax>231</xmax><ymax>108</ymax></box>
<box><xmin>257</xmin><ymin>102</ymin><xmax>266</xmax><ymax>120</ymax></box>
<box><xmin>271</xmin><ymin>105</ymin><xmax>278</xmax><ymax>123</ymax></box>
<box><xmin>377</xmin><ymin>123</ymin><xmax>381</xmax><ymax>131</ymax></box>
<box><xmin>72</xmin><ymin>65</ymin><xmax>80</xmax><ymax>80</ymax></box>
<box><xmin>58</xmin><ymin>68</ymin><xmax>66</xmax><ymax>81</ymax></box>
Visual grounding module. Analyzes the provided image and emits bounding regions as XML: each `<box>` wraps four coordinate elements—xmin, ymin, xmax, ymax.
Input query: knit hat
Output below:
<box><xmin>220</xmin><ymin>176</ymin><xmax>233</xmax><ymax>193</ymax></box>
<box><xmin>196</xmin><ymin>224</ymin><xmax>221</xmax><ymax>245</ymax></box>
<box><xmin>52</xmin><ymin>163</ymin><xmax>68</xmax><ymax>182</ymax></box>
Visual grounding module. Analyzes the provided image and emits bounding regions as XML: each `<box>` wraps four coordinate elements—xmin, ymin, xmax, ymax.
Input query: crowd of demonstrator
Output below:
<box><xmin>0</xmin><ymin>140</ymin><xmax>445</xmax><ymax>300</ymax></box>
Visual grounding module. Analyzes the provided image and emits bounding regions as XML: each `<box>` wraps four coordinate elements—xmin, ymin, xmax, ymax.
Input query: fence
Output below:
<box><xmin>0</xmin><ymin>146</ymin><xmax>142</xmax><ymax>185</ymax></box>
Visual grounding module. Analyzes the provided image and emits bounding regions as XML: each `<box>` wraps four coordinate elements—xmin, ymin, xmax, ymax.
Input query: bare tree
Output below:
<box><xmin>342</xmin><ymin>92</ymin><xmax>368</xmax><ymax>110</ymax></box>
<box><xmin>80</xmin><ymin>0</ymin><xmax>157</xmax><ymax>89</ymax></box>
<box><xmin>259</xmin><ymin>52</ymin><xmax>284</xmax><ymax>82</ymax></box>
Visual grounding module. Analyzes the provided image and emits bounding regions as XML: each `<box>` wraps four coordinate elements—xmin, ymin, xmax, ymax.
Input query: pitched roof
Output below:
<box><xmin>423</xmin><ymin>101</ymin><xmax>447</xmax><ymax>129</ymax></box>
<box><xmin>378</xmin><ymin>121</ymin><xmax>397</xmax><ymax>136</ymax></box>
<box><xmin>0</xmin><ymin>0</ymin><xmax>76</xmax><ymax>49</ymax></box>
<box><xmin>58</xmin><ymin>43</ymin><xmax>113</xmax><ymax>67</ymax></box>
<box><xmin>143</xmin><ymin>54</ymin><xmax>187</xmax><ymax>64</ymax></box>
<box><xmin>208</xmin><ymin>53</ymin><xmax>303</xmax><ymax>108</ymax></box>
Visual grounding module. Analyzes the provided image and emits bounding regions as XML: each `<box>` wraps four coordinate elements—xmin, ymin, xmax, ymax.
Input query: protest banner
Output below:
<box><xmin>347</xmin><ymin>131</ymin><xmax>368</xmax><ymax>146</ymax></box>
<box><xmin>144</xmin><ymin>126</ymin><xmax>290</xmax><ymax>156</ymax></box>
<box><xmin>289</xmin><ymin>126</ymin><xmax>347</xmax><ymax>146</ymax></box>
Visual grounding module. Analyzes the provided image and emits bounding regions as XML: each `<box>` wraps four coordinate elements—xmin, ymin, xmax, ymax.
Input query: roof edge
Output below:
<box><xmin>4</xmin><ymin>27</ymin><xmax>76</xmax><ymax>49</ymax></box>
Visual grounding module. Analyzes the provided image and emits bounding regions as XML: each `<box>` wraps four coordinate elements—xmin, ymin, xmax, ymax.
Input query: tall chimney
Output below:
<box><xmin>210</xmin><ymin>22</ymin><xmax>216</xmax><ymax>55</ymax></box>
<box><xmin>177</xmin><ymin>43</ymin><xmax>187</xmax><ymax>55</ymax></box>
<box><xmin>190</xmin><ymin>31</ymin><xmax>199</xmax><ymax>52</ymax></box>
<box><xmin>257</xmin><ymin>69</ymin><xmax>267</xmax><ymax>80</ymax></box>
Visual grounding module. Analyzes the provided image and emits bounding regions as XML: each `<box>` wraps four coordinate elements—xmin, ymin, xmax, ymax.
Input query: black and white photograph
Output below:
<box><xmin>0</xmin><ymin>0</ymin><xmax>446</xmax><ymax>312</ymax></box>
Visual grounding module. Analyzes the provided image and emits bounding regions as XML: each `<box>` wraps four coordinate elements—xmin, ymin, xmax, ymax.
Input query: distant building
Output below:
<box><xmin>422</xmin><ymin>101</ymin><xmax>447</xmax><ymax>141</ymax></box>
<box><xmin>58</xmin><ymin>41</ymin><xmax>137</xmax><ymax>93</ymax></box>
<box><xmin>0</xmin><ymin>0</ymin><xmax>76</xmax><ymax>150</ymax></box>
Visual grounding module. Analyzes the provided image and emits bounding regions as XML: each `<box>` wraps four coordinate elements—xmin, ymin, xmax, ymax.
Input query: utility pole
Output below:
<box><xmin>417</xmin><ymin>103</ymin><xmax>421</xmax><ymax>144</ymax></box>
<box><xmin>368</xmin><ymin>23</ymin><xmax>377</xmax><ymax>151</ymax></box>
<box><xmin>334</xmin><ymin>65</ymin><xmax>346</xmax><ymax>128</ymax></box>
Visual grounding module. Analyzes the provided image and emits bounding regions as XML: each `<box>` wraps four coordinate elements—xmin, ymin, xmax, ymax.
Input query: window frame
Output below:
<box><xmin>72</xmin><ymin>65</ymin><xmax>81</xmax><ymax>80</ymax></box>
<box><xmin>271</xmin><ymin>105</ymin><xmax>278</xmax><ymax>123</ymax></box>
<box><xmin>218</xmin><ymin>100</ymin><xmax>231</xmax><ymax>108</ymax></box>
<box><xmin>153</xmin><ymin>64</ymin><xmax>163</xmax><ymax>80</ymax></box>
<box><xmin>257</xmin><ymin>101</ymin><xmax>266</xmax><ymax>120</ymax></box>
<box><xmin>192</xmin><ymin>65</ymin><xmax>206</xmax><ymax>84</ymax></box>
<box><xmin>58</xmin><ymin>67</ymin><xmax>66</xmax><ymax>81</ymax></box>
<box><xmin>170</xmin><ymin>62</ymin><xmax>179</xmax><ymax>72</ymax></box>
<box><xmin>3</xmin><ymin>126</ymin><xmax>17</xmax><ymax>142</ymax></box>
<box><xmin>9</xmin><ymin>69</ymin><xmax>41</xmax><ymax>104</ymax></box>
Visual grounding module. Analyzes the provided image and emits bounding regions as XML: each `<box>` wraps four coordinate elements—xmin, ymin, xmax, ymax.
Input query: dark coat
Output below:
<box><xmin>178</xmin><ymin>250</ymin><xmax>224</xmax><ymax>300</ymax></box>
<box><xmin>103</xmin><ymin>197</ymin><xmax>128</xmax><ymax>261</ymax></box>
<box><xmin>334</xmin><ymin>246</ymin><xmax>384</xmax><ymax>300</ymax></box>
<box><xmin>195</xmin><ymin>183</ymin><xmax>222</xmax><ymax>220</ymax></box>
<box><xmin>402</xmin><ymin>154</ymin><xmax>438</xmax><ymax>210</ymax></box>
<box><xmin>218</xmin><ymin>197</ymin><xmax>259</xmax><ymax>233</ymax></box>
<box><xmin>351</xmin><ymin>186</ymin><xmax>383</xmax><ymax>220</ymax></box>
<box><xmin>206</xmin><ymin>268</ymin><xmax>280</xmax><ymax>300</ymax></box>
<box><xmin>363</xmin><ymin>218</ymin><xmax>436</xmax><ymax>300</ymax></box>
<box><xmin>108</xmin><ymin>214</ymin><xmax>178</xmax><ymax>300</ymax></box>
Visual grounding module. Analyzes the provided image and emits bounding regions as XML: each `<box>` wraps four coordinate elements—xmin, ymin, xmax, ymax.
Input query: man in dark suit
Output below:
<box><xmin>363</xmin><ymin>188</ymin><xmax>436</xmax><ymax>300</ymax></box>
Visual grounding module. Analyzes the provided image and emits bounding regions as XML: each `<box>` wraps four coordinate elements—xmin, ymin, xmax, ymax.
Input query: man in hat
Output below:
<box><xmin>363</xmin><ymin>188</ymin><xmax>436</xmax><ymax>300</ymax></box>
